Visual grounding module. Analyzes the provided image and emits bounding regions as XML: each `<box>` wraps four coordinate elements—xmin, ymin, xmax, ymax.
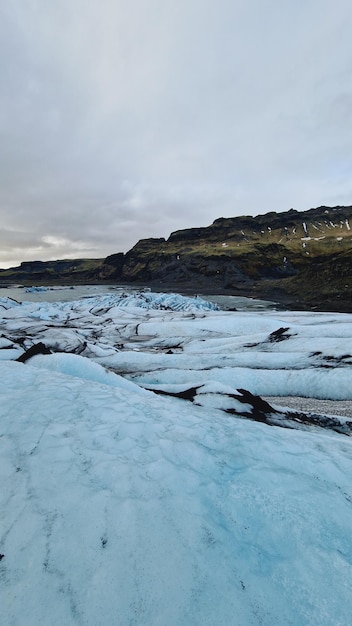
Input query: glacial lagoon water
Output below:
<box><xmin>0</xmin><ymin>284</ymin><xmax>278</xmax><ymax>311</ymax></box>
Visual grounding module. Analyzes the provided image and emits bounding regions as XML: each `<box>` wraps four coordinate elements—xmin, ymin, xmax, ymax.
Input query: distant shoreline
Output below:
<box><xmin>0</xmin><ymin>279</ymin><xmax>350</xmax><ymax>313</ymax></box>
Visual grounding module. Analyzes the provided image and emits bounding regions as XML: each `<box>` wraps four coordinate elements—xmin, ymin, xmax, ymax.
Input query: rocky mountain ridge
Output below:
<box><xmin>1</xmin><ymin>205</ymin><xmax>352</xmax><ymax>311</ymax></box>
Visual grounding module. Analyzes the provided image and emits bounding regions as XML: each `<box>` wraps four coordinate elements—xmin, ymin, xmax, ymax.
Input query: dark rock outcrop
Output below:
<box><xmin>1</xmin><ymin>205</ymin><xmax>352</xmax><ymax>311</ymax></box>
<box><xmin>16</xmin><ymin>342</ymin><xmax>52</xmax><ymax>363</ymax></box>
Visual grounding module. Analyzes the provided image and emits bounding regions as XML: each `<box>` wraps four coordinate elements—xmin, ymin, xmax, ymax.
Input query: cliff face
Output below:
<box><xmin>1</xmin><ymin>205</ymin><xmax>352</xmax><ymax>311</ymax></box>
<box><xmin>113</xmin><ymin>205</ymin><xmax>352</xmax><ymax>310</ymax></box>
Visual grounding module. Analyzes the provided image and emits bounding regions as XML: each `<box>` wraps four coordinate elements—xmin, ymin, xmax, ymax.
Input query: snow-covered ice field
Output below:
<box><xmin>1</xmin><ymin>289</ymin><xmax>352</xmax><ymax>625</ymax></box>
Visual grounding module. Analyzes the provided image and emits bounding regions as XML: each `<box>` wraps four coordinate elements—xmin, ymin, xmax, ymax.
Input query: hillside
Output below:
<box><xmin>103</xmin><ymin>204</ymin><xmax>352</xmax><ymax>310</ymax></box>
<box><xmin>0</xmin><ymin>258</ymin><xmax>103</xmax><ymax>283</ymax></box>
<box><xmin>1</xmin><ymin>205</ymin><xmax>352</xmax><ymax>311</ymax></box>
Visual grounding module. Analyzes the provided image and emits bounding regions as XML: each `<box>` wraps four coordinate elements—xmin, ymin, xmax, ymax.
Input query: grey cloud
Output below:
<box><xmin>1</xmin><ymin>1</ymin><xmax>352</xmax><ymax>267</ymax></box>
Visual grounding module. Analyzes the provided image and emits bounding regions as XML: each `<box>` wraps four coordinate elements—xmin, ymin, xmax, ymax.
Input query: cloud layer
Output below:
<box><xmin>1</xmin><ymin>0</ymin><xmax>352</xmax><ymax>267</ymax></box>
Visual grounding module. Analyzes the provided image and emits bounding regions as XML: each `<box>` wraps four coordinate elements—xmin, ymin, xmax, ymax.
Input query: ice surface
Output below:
<box><xmin>25</xmin><ymin>286</ymin><xmax>50</xmax><ymax>292</ymax></box>
<box><xmin>1</xmin><ymin>291</ymin><xmax>352</xmax><ymax>403</ymax></box>
<box><xmin>1</xmin><ymin>359</ymin><xmax>352</xmax><ymax>625</ymax></box>
<box><xmin>1</xmin><ymin>290</ymin><xmax>352</xmax><ymax>624</ymax></box>
<box><xmin>30</xmin><ymin>353</ymin><xmax>150</xmax><ymax>395</ymax></box>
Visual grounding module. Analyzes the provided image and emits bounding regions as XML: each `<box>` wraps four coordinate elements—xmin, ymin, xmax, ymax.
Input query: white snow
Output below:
<box><xmin>1</xmin><ymin>290</ymin><xmax>352</xmax><ymax>625</ymax></box>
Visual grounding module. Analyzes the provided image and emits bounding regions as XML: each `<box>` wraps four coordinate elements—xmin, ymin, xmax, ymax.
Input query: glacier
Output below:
<box><xmin>1</xmin><ymin>289</ymin><xmax>352</xmax><ymax>625</ymax></box>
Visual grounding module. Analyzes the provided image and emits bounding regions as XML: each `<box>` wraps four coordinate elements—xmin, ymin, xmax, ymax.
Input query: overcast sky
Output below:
<box><xmin>1</xmin><ymin>0</ymin><xmax>352</xmax><ymax>268</ymax></box>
